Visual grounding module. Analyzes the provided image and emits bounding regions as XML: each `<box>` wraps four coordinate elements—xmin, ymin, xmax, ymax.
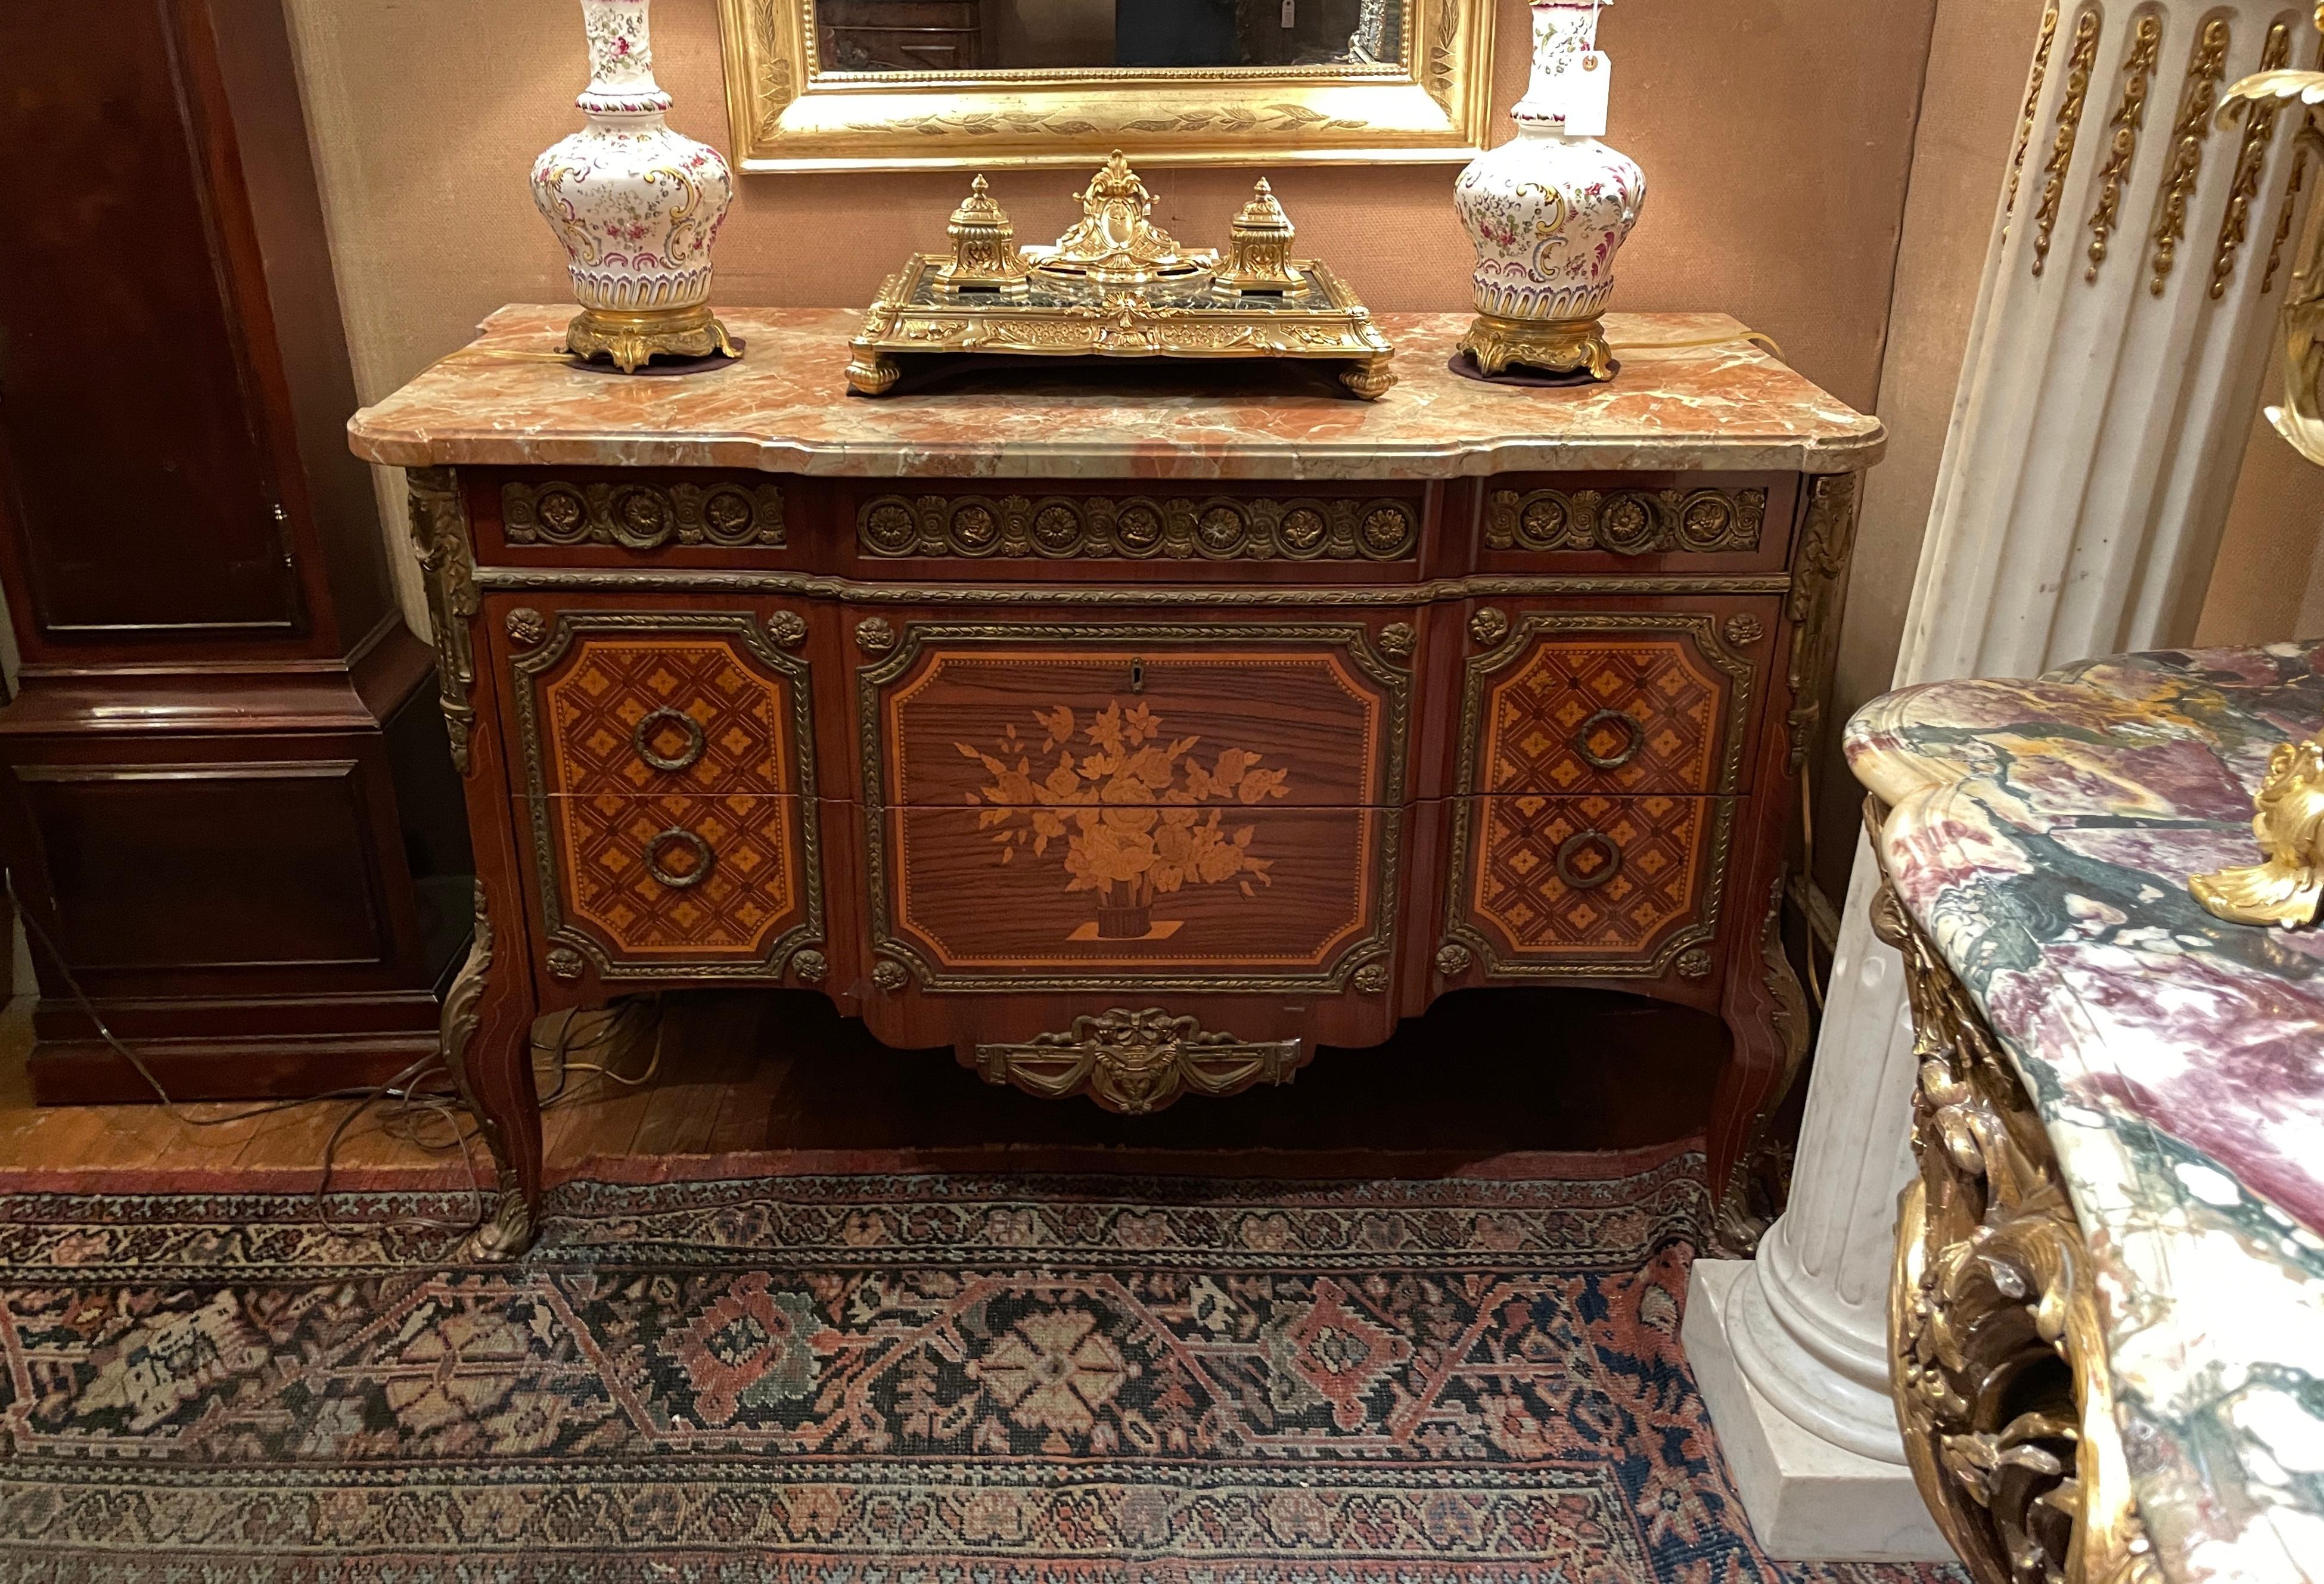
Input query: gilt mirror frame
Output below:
<box><xmin>716</xmin><ymin>0</ymin><xmax>1496</xmax><ymax>172</ymax></box>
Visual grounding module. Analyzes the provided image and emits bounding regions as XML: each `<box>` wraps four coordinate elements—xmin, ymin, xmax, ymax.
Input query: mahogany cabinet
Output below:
<box><xmin>0</xmin><ymin>0</ymin><xmax>468</xmax><ymax>1100</ymax></box>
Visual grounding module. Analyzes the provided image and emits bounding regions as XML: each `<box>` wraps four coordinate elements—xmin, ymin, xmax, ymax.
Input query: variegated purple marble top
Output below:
<box><xmin>1847</xmin><ymin>642</ymin><xmax>2324</xmax><ymax>1584</ymax></box>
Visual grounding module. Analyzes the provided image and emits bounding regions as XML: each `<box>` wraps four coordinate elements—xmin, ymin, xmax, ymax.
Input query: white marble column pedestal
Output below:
<box><xmin>1684</xmin><ymin>0</ymin><xmax>2319</xmax><ymax>1560</ymax></box>
<box><xmin>1683</xmin><ymin>842</ymin><xmax>1941</xmax><ymax>1557</ymax></box>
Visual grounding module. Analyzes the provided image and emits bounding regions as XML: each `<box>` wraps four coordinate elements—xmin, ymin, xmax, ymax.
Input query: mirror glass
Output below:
<box><xmin>812</xmin><ymin>0</ymin><xmax>1405</xmax><ymax>73</ymax></box>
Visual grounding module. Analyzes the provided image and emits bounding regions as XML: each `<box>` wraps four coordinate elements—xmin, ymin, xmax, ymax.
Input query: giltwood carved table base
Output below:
<box><xmin>1869</xmin><ymin>801</ymin><xmax>2157</xmax><ymax>1584</ymax></box>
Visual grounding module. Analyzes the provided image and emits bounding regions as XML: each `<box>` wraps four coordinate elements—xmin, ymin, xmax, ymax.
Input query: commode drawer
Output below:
<box><xmin>1456</xmin><ymin>602</ymin><xmax>1773</xmax><ymax>798</ymax></box>
<box><xmin>836</xmin><ymin>480</ymin><xmax>1431</xmax><ymax>582</ymax></box>
<box><xmin>850</xmin><ymin>611</ymin><xmax>1413</xmax><ymax>993</ymax></box>
<box><xmin>498</xmin><ymin>605</ymin><xmax>825</xmax><ymax>984</ymax></box>
<box><xmin>466</xmin><ymin>468</ymin><xmax>794</xmax><ymax>566</ymax></box>
<box><xmin>1439</xmin><ymin>792</ymin><xmax>1734</xmax><ymax>983</ymax></box>
<box><xmin>1476</xmin><ymin>473</ymin><xmax>1796</xmax><ymax>574</ymax></box>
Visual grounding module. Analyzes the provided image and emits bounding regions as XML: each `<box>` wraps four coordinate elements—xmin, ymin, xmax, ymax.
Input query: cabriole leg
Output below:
<box><xmin>1708</xmin><ymin>874</ymin><xmax>1812</xmax><ymax>1254</ymax></box>
<box><xmin>440</xmin><ymin>879</ymin><xmax>544</xmax><ymax>1259</ymax></box>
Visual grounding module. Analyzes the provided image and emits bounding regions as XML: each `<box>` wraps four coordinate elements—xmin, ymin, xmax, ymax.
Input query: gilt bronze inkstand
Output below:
<box><xmin>846</xmin><ymin>153</ymin><xmax>1395</xmax><ymax>399</ymax></box>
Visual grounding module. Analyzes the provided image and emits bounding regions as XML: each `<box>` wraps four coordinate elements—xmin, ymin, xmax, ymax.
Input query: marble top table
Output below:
<box><xmin>1847</xmin><ymin>642</ymin><xmax>2324</xmax><ymax>1584</ymax></box>
<box><xmin>347</xmin><ymin>307</ymin><xmax>1881</xmax><ymax>476</ymax></box>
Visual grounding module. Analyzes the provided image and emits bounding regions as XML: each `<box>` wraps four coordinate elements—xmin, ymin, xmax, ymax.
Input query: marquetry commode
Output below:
<box><xmin>350</xmin><ymin>306</ymin><xmax>1881</xmax><ymax>1257</ymax></box>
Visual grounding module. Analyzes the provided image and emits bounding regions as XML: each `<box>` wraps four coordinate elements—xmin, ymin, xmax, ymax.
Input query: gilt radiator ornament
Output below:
<box><xmin>1454</xmin><ymin>0</ymin><xmax>1646</xmax><ymax>380</ymax></box>
<box><xmin>532</xmin><ymin>0</ymin><xmax>740</xmax><ymax>372</ymax></box>
<box><xmin>2189</xmin><ymin>20</ymin><xmax>2324</xmax><ymax>927</ymax></box>
<box><xmin>2220</xmin><ymin>26</ymin><xmax>2324</xmax><ymax>466</ymax></box>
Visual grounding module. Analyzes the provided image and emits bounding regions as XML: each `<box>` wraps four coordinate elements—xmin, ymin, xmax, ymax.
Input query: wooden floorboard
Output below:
<box><xmin>0</xmin><ymin>984</ymin><xmax>1732</xmax><ymax>1179</ymax></box>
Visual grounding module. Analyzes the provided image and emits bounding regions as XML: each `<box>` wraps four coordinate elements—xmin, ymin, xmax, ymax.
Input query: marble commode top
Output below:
<box><xmin>1848</xmin><ymin>644</ymin><xmax>2324</xmax><ymax>1584</ymax></box>
<box><xmin>347</xmin><ymin>307</ymin><xmax>1881</xmax><ymax>474</ymax></box>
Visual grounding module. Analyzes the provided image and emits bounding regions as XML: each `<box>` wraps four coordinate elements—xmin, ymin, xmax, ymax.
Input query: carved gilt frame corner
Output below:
<box><xmin>715</xmin><ymin>0</ymin><xmax>1496</xmax><ymax>172</ymax></box>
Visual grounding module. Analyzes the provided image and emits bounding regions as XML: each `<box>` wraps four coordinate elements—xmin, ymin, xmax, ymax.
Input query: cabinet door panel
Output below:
<box><xmin>1456</xmin><ymin>604</ymin><xmax>1772</xmax><ymax>799</ymax></box>
<box><xmin>854</xmin><ymin>613</ymin><xmax>1412</xmax><ymax>993</ymax></box>
<box><xmin>1443</xmin><ymin>792</ymin><xmax>1733</xmax><ymax>980</ymax></box>
<box><xmin>13</xmin><ymin>756</ymin><xmax>393</xmax><ymax>973</ymax></box>
<box><xmin>0</xmin><ymin>0</ymin><xmax>301</xmax><ymax>644</ymax></box>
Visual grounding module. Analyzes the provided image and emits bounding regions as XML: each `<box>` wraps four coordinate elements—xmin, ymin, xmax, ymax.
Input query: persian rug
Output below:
<box><xmin>0</xmin><ymin>1145</ymin><xmax>1961</xmax><ymax>1583</ymax></box>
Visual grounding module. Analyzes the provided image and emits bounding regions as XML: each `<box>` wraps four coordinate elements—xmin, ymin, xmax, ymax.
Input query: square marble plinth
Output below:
<box><xmin>1683</xmin><ymin>1260</ymin><xmax>1954</xmax><ymax>1561</ymax></box>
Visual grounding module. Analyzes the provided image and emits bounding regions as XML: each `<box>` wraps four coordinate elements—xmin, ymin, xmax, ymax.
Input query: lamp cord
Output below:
<box><xmin>2</xmin><ymin>869</ymin><xmax>657</xmax><ymax>1254</ymax></box>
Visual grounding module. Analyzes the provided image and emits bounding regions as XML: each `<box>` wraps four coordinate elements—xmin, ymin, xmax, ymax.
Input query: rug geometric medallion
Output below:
<box><xmin>0</xmin><ymin>1147</ymin><xmax>1962</xmax><ymax>1583</ymax></box>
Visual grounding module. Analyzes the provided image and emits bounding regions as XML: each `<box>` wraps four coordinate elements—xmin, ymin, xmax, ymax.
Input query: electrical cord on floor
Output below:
<box><xmin>4</xmin><ymin>867</ymin><xmax>451</xmax><ymax>1128</ymax></box>
<box><xmin>4</xmin><ymin>868</ymin><xmax>661</xmax><ymax>1253</ymax></box>
<box><xmin>536</xmin><ymin>1000</ymin><xmax>663</xmax><ymax>1105</ymax></box>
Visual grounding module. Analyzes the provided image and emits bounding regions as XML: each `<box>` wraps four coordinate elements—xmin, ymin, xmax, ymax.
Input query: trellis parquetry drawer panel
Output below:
<box><xmin>501</xmin><ymin>607</ymin><xmax>825</xmax><ymax>985</ymax></box>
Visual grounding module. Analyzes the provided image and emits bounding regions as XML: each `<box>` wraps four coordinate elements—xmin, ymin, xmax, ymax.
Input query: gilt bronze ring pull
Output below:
<box><xmin>644</xmin><ymin>828</ymin><xmax>715</xmax><ymax>889</ymax></box>
<box><xmin>1555</xmin><ymin>830</ymin><xmax>1623</xmax><ymax>890</ymax></box>
<box><xmin>1574</xmin><ymin>709</ymin><xmax>1645</xmax><ymax>771</ymax></box>
<box><xmin>632</xmin><ymin>707</ymin><xmax>707</xmax><ymax>774</ymax></box>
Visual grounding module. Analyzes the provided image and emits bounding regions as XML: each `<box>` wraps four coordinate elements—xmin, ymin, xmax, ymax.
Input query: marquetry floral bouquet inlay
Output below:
<box><xmin>871</xmin><ymin>635</ymin><xmax>1400</xmax><ymax>983</ymax></box>
<box><xmin>959</xmin><ymin>701</ymin><xmax>1289</xmax><ymax>942</ymax></box>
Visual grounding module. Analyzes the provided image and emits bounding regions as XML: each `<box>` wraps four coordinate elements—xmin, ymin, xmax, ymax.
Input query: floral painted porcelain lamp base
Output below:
<box><xmin>1454</xmin><ymin>0</ymin><xmax>1645</xmax><ymax>381</ymax></box>
<box><xmin>532</xmin><ymin>0</ymin><xmax>741</xmax><ymax>374</ymax></box>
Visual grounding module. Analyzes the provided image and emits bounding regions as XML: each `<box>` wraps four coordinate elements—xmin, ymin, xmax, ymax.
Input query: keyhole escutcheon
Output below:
<box><xmin>1129</xmin><ymin>656</ymin><xmax>1145</xmax><ymax>694</ymax></box>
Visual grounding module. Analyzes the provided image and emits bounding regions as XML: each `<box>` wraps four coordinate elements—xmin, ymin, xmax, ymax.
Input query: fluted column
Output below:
<box><xmin>1685</xmin><ymin>0</ymin><xmax>2319</xmax><ymax>1561</ymax></box>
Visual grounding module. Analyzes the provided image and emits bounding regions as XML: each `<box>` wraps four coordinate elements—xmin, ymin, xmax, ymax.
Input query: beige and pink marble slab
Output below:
<box><xmin>347</xmin><ymin>307</ymin><xmax>1881</xmax><ymax>478</ymax></box>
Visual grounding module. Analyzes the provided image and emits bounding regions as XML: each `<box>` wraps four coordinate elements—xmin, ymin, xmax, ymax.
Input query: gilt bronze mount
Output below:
<box><xmin>847</xmin><ymin>154</ymin><xmax>1396</xmax><ymax>399</ymax></box>
<box><xmin>1458</xmin><ymin>312</ymin><xmax>1615</xmax><ymax>382</ymax></box>
<box><xmin>1870</xmin><ymin>802</ymin><xmax>2159</xmax><ymax>1584</ymax></box>
<box><xmin>2190</xmin><ymin>734</ymin><xmax>2324</xmax><ymax>926</ymax></box>
<box><xmin>566</xmin><ymin>303</ymin><xmax>741</xmax><ymax>375</ymax></box>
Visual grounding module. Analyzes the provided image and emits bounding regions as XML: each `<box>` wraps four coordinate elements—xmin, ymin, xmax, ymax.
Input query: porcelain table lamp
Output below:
<box><xmin>532</xmin><ymin>0</ymin><xmax>740</xmax><ymax>372</ymax></box>
<box><xmin>1454</xmin><ymin>0</ymin><xmax>1646</xmax><ymax>380</ymax></box>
